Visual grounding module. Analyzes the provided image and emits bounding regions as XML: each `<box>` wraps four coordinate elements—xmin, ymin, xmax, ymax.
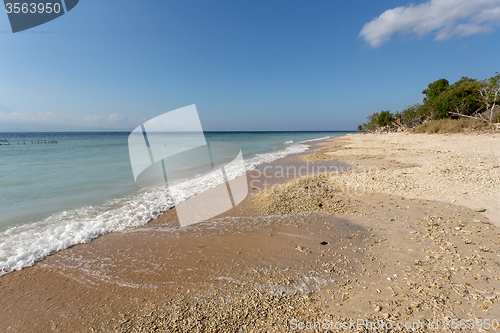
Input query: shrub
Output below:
<box><xmin>358</xmin><ymin>72</ymin><xmax>499</xmax><ymax>131</ymax></box>
<box><xmin>413</xmin><ymin>118</ymin><xmax>490</xmax><ymax>134</ymax></box>
<box><xmin>362</xmin><ymin>110</ymin><xmax>394</xmax><ymax>130</ymax></box>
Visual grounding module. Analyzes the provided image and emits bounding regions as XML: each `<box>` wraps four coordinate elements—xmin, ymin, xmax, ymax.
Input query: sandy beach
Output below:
<box><xmin>1</xmin><ymin>133</ymin><xmax>499</xmax><ymax>332</ymax></box>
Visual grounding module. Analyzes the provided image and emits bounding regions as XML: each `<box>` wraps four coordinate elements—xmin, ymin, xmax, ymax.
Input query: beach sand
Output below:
<box><xmin>1</xmin><ymin>133</ymin><xmax>499</xmax><ymax>332</ymax></box>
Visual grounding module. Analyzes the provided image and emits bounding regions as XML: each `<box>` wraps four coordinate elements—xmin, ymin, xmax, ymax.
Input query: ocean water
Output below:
<box><xmin>0</xmin><ymin>131</ymin><xmax>352</xmax><ymax>275</ymax></box>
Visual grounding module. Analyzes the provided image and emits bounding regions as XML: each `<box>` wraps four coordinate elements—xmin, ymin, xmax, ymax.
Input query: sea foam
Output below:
<box><xmin>0</xmin><ymin>140</ymin><xmax>319</xmax><ymax>276</ymax></box>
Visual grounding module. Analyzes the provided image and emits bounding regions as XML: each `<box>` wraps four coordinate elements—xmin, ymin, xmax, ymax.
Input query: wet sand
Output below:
<box><xmin>1</xmin><ymin>135</ymin><xmax>500</xmax><ymax>332</ymax></box>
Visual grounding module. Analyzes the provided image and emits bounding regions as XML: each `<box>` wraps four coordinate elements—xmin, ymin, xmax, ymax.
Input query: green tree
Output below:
<box><xmin>361</xmin><ymin>111</ymin><xmax>394</xmax><ymax>130</ymax></box>
<box><xmin>422</xmin><ymin>78</ymin><xmax>449</xmax><ymax>103</ymax></box>
<box><xmin>376</xmin><ymin>110</ymin><xmax>394</xmax><ymax>127</ymax></box>
<box><xmin>436</xmin><ymin>77</ymin><xmax>481</xmax><ymax>118</ymax></box>
<box><xmin>358</xmin><ymin>71</ymin><xmax>499</xmax><ymax>131</ymax></box>
<box><xmin>421</xmin><ymin>77</ymin><xmax>480</xmax><ymax>119</ymax></box>
<box><xmin>362</xmin><ymin>111</ymin><xmax>379</xmax><ymax>130</ymax></box>
<box><xmin>399</xmin><ymin>103</ymin><xmax>424</xmax><ymax>127</ymax></box>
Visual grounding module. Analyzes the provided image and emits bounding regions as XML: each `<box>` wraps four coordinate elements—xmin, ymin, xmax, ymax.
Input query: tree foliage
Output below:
<box><xmin>362</xmin><ymin>110</ymin><xmax>395</xmax><ymax>130</ymax></box>
<box><xmin>422</xmin><ymin>78</ymin><xmax>449</xmax><ymax>102</ymax></box>
<box><xmin>360</xmin><ymin>72</ymin><xmax>499</xmax><ymax>131</ymax></box>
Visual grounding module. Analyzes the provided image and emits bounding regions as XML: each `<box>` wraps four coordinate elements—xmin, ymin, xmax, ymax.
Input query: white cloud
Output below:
<box><xmin>359</xmin><ymin>0</ymin><xmax>500</xmax><ymax>47</ymax></box>
<box><xmin>0</xmin><ymin>110</ymin><xmax>146</xmax><ymax>129</ymax></box>
<box><xmin>82</xmin><ymin>113</ymin><xmax>145</xmax><ymax>128</ymax></box>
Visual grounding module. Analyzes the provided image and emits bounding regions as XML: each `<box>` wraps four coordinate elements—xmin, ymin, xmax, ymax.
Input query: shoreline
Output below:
<box><xmin>0</xmin><ymin>133</ymin><xmax>343</xmax><ymax>278</ymax></box>
<box><xmin>1</xmin><ymin>133</ymin><xmax>499</xmax><ymax>332</ymax></box>
<box><xmin>304</xmin><ymin>133</ymin><xmax>500</xmax><ymax>226</ymax></box>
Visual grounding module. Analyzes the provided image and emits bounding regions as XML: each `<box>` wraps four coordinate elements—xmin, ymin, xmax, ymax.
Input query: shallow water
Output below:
<box><xmin>0</xmin><ymin>131</ymin><xmax>352</xmax><ymax>275</ymax></box>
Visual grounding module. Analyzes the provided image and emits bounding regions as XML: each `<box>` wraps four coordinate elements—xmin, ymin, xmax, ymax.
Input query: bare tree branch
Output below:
<box><xmin>448</xmin><ymin>112</ymin><xmax>490</xmax><ymax>122</ymax></box>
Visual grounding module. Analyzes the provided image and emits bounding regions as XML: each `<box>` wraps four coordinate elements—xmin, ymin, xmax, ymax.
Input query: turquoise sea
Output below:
<box><xmin>0</xmin><ymin>131</ymin><xmax>352</xmax><ymax>275</ymax></box>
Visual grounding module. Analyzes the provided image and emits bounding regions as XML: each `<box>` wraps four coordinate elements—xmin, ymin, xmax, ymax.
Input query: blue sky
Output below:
<box><xmin>1</xmin><ymin>0</ymin><xmax>500</xmax><ymax>131</ymax></box>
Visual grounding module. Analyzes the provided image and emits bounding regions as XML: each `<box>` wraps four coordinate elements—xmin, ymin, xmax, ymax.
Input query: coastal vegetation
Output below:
<box><xmin>359</xmin><ymin>72</ymin><xmax>500</xmax><ymax>133</ymax></box>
